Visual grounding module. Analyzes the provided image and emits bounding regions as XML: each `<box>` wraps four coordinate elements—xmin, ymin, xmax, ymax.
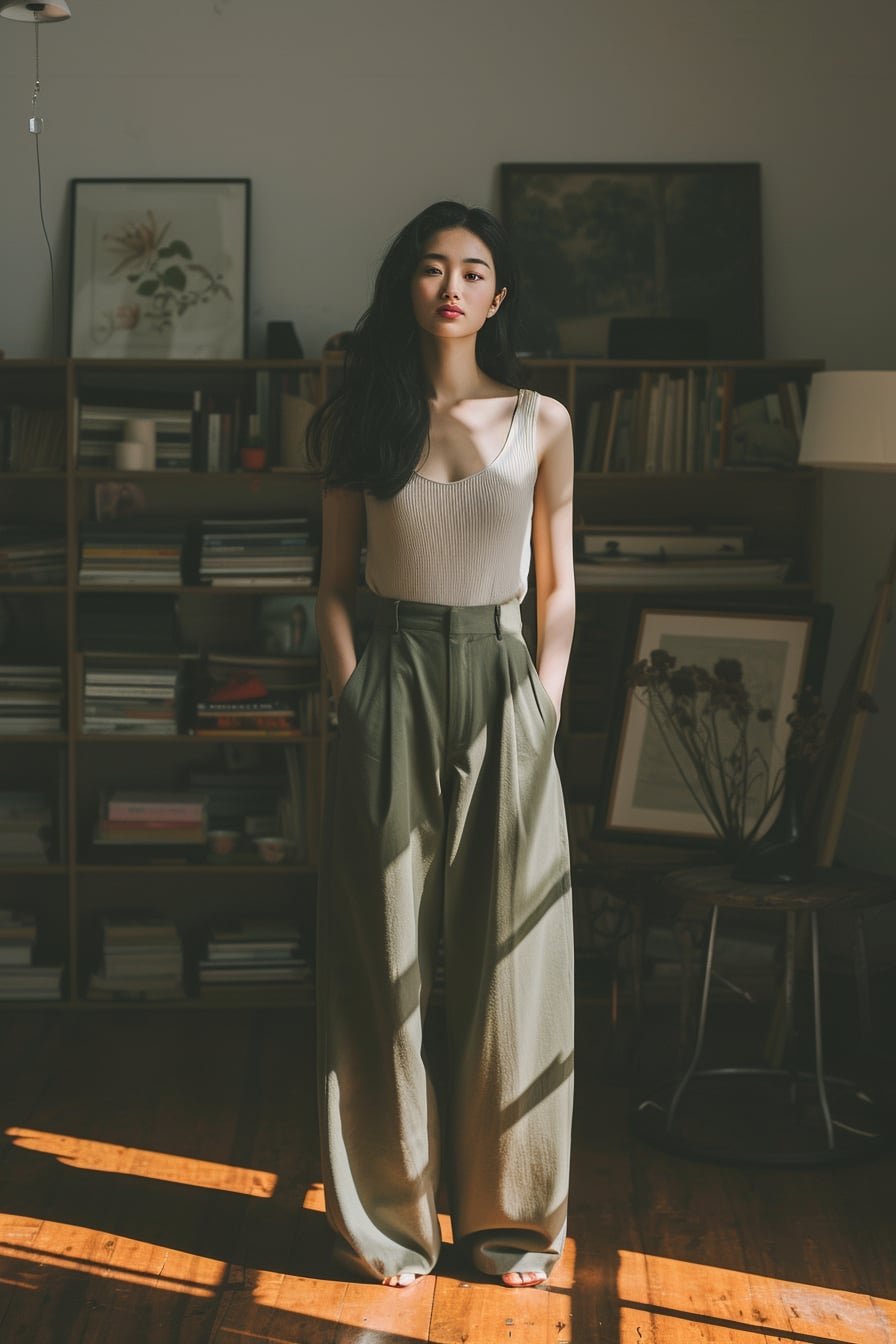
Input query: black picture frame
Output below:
<box><xmin>68</xmin><ymin>178</ymin><xmax>250</xmax><ymax>359</ymax></box>
<box><xmin>597</xmin><ymin>599</ymin><xmax>832</xmax><ymax>848</ymax></box>
<box><xmin>500</xmin><ymin>162</ymin><xmax>763</xmax><ymax>359</ymax></box>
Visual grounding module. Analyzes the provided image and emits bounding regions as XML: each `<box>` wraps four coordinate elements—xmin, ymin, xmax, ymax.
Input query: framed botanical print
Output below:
<box><xmin>68</xmin><ymin>178</ymin><xmax>250</xmax><ymax>358</ymax></box>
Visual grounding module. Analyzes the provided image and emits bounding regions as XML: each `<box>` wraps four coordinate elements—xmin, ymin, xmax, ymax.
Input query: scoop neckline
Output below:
<box><xmin>413</xmin><ymin>388</ymin><xmax>523</xmax><ymax>486</ymax></box>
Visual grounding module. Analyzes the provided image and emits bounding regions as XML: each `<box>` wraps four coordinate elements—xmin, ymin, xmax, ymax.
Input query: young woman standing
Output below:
<box><xmin>309</xmin><ymin>200</ymin><xmax>575</xmax><ymax>1289</ymax></box>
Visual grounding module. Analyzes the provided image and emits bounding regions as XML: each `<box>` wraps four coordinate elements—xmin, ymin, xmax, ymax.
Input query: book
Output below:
<box><xmin>573</xmin><ymin>557</ymin><xmax>791</xmax><ymax>589</ymax></box>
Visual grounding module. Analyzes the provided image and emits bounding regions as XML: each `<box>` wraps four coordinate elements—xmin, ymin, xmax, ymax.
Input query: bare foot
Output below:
<box><xmin>383</xmin><ymin>1272</ymin><xmax>423</xmax><ymax>1287</ymax></box>
<box><xmin>501</xmin><ymin>1270</ymin><xmax>548</xmax><ymax>1287</ymax></box>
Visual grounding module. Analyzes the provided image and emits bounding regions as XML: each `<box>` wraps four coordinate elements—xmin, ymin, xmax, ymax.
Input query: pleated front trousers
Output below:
<box><xmin>316</xmin><ymin>596</ymin><xmax>574</xmax><ymax>1281</ymax></box>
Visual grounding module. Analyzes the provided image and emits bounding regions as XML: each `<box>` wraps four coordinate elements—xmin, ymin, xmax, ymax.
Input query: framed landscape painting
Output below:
<box><xmin>500</xmin><ymin>162</ymin><xmax>763</xmax><ymax>359</ymax></box>
<box><xmin>68</xmin><ymin>178</ymin><xmax>250</xmax><ymax>358</ymax></box>
<box><xmin>600</xmin><ymin>604</ymin><xmax>830</xmax><ymax>847</ymax></box>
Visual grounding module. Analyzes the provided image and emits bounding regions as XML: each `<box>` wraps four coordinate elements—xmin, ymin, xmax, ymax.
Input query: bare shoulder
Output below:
<box><xmin>532</xmin><ymin>392</ymin><xmax>573</xmax><ymax>459</ymax></box>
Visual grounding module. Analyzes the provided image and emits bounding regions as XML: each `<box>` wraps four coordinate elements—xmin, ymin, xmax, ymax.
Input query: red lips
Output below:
<box><xmin>437</xmin><ymin>305</ymin><xmax>463</xmax><ymax>316</ymax></box>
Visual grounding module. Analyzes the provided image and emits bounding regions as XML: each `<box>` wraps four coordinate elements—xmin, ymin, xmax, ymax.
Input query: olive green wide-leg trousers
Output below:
<box><xmin>316</xmin><ymin>597</ymin><xmax>574</xmax><ymax>1282</ymax></box>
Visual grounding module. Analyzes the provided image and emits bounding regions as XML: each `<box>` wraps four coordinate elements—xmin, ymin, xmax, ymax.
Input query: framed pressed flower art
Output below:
<box><xmin>68</xmin><ymin>178</ymin><xmax>250</xmax><ymax>359</ymax></box>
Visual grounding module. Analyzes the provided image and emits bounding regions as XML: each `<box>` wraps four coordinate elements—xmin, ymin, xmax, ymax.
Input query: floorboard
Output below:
<box><xmin>0</xmin><ymin>1003</ymin><xmax>891</xmax><ymax>1342</ymax></box>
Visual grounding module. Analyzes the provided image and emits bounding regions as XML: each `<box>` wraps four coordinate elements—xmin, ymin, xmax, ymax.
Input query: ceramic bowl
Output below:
<box><xmin>254</xmin><ymin>835</ymin><xmax>292</xmax><ymax>864</ymax></box>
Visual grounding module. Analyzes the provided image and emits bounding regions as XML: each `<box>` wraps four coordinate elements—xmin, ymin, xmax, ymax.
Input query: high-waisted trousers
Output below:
<box><xmin>316</xmin><ymin>596</ymin><xmax>574</xmax><ymax>1282</ymax></box>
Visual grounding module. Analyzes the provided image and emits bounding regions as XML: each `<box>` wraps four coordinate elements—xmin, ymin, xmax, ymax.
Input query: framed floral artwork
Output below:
<box><xmin>68</xmin><ymin>178</ymin><xmax>250</xmax><ymax>358</ymax></box>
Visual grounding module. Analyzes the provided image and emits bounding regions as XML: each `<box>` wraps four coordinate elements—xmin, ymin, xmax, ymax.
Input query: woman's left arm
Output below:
<box><xmin>531</xmin><ymin>395</ymin><xmax>576</xmax><ymax>722</ymax></box>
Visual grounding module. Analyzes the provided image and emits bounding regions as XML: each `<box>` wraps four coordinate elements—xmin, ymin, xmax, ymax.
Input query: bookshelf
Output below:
<box><xmin>0</xmin><ymin>354</ymin><xmax>822</xmax><ymax>1008</ymax></box>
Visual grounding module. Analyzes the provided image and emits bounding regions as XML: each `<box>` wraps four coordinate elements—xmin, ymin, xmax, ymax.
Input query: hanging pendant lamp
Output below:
<box><xmin>0</xmin><ymin>2</ymin><xmax>71</xmax><ymax>19</ymax></box>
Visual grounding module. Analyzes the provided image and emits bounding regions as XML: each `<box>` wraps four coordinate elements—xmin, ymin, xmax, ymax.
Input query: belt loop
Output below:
<box><xmin>393</xmin><ymin>599</ymin><xmax>401</xmax><ymax>634</ymax></box>
<box><xmin>494</xmin><ymin>604</ymin><xmax>503</xmax><ymax>640</ymax></box>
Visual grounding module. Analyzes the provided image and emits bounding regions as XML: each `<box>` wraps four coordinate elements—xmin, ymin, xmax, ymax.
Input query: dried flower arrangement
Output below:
<box><xmin>627</xmin><ymin>649</ymin><xmax>826</xmax><ymax>853</ymax></box>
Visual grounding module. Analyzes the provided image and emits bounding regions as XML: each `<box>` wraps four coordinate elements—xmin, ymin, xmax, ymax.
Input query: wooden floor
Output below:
<box><xmin>0</xmin><ymin>1002</ymin><xmax>893</xmax><ymax>1343</ymax></box>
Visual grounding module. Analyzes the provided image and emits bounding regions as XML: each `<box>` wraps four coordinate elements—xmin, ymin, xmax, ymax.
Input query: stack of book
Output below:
<box><xmin>0</xmin><ymin>909</ymin><xmax>63</xmax><ymax>1000</ymax></box>
<box><xmin>193</xmin><ymin>660</ymin><xmax>298</xmax><ymax>735</ymax></box>
<box><xmin>0</xmin><ymin>525</ymin><xmax>67</xmax><ymax>584</ymax></box>
<box><xmin>0</xmin><ymin>790</ymin><xmax>53</xmax><ymax>865</ymax></box>
<box><xmin>198</xmin><ymin>515</ymin><xmax>318</xmax><ymax>587</ymax></box>
<box><xmin>87</xmin><ymin>913</ymin><xmax>186</xmax><ymax>1000</ymax></box>
<box><xmin>573</xmin><ymin>525</ymin><xmax>791</xmax><ymax>590</ymax></box>
<box><xmin>79</xmin><ymin>521</ymin><xmax>185</xmax><ymax>587</ymax></box>
<box><xmin>76</xmin><ymin>402</ymin><xmax>193</xmax><ymax>471</ymax></box>
<box><xmin>0</xmin><ymin>405</ymin><xmax>66</xmax><ymax>472</ymax></box>
<box><xmin>198</xmin><ymin>919</ymin><xmax>311</xmax><ymax>1002</ymax></box>
<box><xmin>91</xmin><ymin>789</ymin><xmax>207</xmax><ymax>862</ymax></box>
<box><xmin>0</xmin><ymin>665</ymin><xmax>64</xmax><ymax>734</ymax></box>
<box><xmin>82</xmin><ymin>660</ymin><xmax>182</xmax><ymax>735</ymax></box>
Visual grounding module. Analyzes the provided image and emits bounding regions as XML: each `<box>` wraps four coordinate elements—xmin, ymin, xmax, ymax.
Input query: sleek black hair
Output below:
<box><xmin>307</xmin><ymin>200</ymin><xmax>525</xmax><ymax>498</ymax></box>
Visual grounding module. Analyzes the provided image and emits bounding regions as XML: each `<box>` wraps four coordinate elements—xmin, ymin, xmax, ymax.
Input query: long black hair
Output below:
<box><xmin>307</xmin><ymin>200</ymin><xmax>525</xmax><ymax>499</ymax></box>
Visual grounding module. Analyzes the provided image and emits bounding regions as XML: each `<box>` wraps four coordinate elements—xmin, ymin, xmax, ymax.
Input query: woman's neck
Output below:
<box><xmin>420</xmin><ymin>333</ymin><xmax>488</xmax><ymax>406</ymax></box>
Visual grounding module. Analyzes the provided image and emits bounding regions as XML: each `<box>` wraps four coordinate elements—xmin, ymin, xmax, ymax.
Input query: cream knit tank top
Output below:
<box><xmin>364</xmin><ymin>387</ymin><xmax>539</xmax><ymax>606</ymax></box>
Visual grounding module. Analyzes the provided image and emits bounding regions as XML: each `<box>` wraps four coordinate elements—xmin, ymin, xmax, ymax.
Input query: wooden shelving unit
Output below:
<box><xmin>0</xmin><ymin>354</ymin><xmax>822</xmax><ymax>1007</ymax></box>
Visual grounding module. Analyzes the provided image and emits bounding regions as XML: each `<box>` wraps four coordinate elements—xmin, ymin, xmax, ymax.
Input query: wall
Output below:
<box><xmin>1</xmin><ymin>0</ymin><xmax>894</xmax><ymax>871</ymax></box>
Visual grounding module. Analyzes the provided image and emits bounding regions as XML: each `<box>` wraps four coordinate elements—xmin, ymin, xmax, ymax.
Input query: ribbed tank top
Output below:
<box><xmin>364</xmin><ymin>387</ymin><xmax>539</xmax><ymax>606</ymax></box>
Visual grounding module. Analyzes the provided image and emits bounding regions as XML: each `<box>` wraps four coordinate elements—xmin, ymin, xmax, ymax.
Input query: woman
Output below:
<box><xmin>309</xmin><ymin>200</ymin><xmax>575</xmax><ymax>1289</ymax></box>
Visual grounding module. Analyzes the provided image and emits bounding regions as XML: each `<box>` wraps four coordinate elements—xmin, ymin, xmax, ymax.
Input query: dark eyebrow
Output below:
<box><xmin>421</xmin><ymin>251</ymin><xmax>492</xmax><ymax>270</ymax></box>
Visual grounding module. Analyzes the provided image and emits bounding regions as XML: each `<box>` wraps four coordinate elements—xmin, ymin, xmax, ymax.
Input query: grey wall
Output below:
<box><xmin>1</xmin><ymin>0</ymin><xmax>894</xmax><ymax>871</ymax></box>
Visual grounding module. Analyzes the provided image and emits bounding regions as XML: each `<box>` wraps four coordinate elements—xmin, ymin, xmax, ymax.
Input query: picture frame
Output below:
<box><xmin>500</xmin><ymin>162</ymin><xmax>762</xmax><ymax>359</ymax></box>
<box><xmin>600</xmin><ymin>602</ymin><xmax>831</xmax><ymax>846</ymax></box>
<box><xmin>256</xmin><ymin>595</ymin><xmax>319</xmax><ymax>659</ymax></box>
<box><xmin>68</xmin><ymin>178</ymin><xmax>250</xmax><ymax>359</ymax></box>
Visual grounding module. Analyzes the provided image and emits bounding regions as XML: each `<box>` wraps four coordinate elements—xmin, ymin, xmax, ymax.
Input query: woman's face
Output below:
<box><xmin>409</xmin><ymin>228</ymin><xmax>506</xmax><ymax>341</ymax></box>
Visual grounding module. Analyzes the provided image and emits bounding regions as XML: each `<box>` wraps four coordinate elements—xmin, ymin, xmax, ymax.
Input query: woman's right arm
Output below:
<box><xmin>315</xmin><ymin>487</ymin><xmax>365</xmax><ymax>707</ymax></box>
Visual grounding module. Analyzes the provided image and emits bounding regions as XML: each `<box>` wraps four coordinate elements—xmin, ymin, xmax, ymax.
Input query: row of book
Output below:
<box><xmin>78</xmin><ymin>515</ymin><xmax>319</xmax><ymax>588</ymax></box>
<box><xmin>574</xmin><ymin>371</ymin><xmax>807</xmax><ymax>474</ymax></box>
<box><xmin>573</xmin><ymin>524</ymin><xmax>792</xmax><ymax>590</ymax></box>
<box><xmin>85</xmin><ymin>914</ymin><xmax>313</xmax><ymax>1002</ymax></box>
<box><xmin>0</xmin><ymin>909</ymin><xmax>64</xmax><ymax>1000</ymax></box>
<box><xmin>0</xmin><ymin>525</ymin><xmax>66</xmax><ymax>585</ymax></box>
<box><xmin>89</xmin><ymin>769</ymin><xmax>305</xmax><ymax>864</ymax></box>
<box><xmin>0</xmin><ymin>405</ymin><xmax>66</xmax><ymax>473</ymax></box>
<box><xmin>80</xmin><ymin>655</ymin><xmax>320</xmax><ymax>737</ymax></box>
<box><xmin>74</xmin><ymin>368</ymin><xmax>319</xmax><ymax>473</ymax></box>
<box><xmin>0</xmin><ymin>665</ymin><xmax>64</xmax><ymax>734</ymax></box>
<box><xmin>77</xmin><ymin>400</ymin><xmax>192</xmax><ymax>471</ymax></box>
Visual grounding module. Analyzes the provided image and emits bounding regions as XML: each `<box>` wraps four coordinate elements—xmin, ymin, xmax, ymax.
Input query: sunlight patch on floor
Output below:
<box><xmin>0</xmin><ymin>1220</ymin><xmax>223</xmax><ymax>1296</ymax></box>
<box><xmin>617</xmin><ymin>1249</ymin><xmax>896</xmax><ymax>1343</ymax></box>
<box><xmin>5</xmin><ymin>1127</ymin><xmax>277</xmax><ymax>1196</ymax></box>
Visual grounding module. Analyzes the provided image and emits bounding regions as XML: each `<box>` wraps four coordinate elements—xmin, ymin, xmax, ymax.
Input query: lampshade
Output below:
<box><xmin>799</xmin><ymin>371</ymin><xmax>896</xmax><ymax>472</ymax></box>
<box><xmin>0</xmin><ymin>1</ymin><xmax>71</xmax><ymax>18</ymax></box>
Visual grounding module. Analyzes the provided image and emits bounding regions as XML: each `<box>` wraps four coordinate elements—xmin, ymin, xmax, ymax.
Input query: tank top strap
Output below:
<box><xmin>514</xmin><ymin>387</ymin><xmax>540</xmax><ymax>470</ymax></box>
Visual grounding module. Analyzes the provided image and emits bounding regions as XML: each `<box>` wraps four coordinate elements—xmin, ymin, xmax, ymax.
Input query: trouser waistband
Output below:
<box><xmin>372</xmin><ymin>596</ymin><xmax>522</xmax><ymax>638</ymax></box>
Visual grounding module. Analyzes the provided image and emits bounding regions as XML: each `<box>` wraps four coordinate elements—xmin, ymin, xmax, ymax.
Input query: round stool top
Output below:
<box><xmin>662</xmin><ymin>864</ymin><xmax>896</xmax><ymax>912</ymax></box>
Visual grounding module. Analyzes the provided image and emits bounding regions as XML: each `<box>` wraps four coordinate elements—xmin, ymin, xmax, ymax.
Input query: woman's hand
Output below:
<box><xmin>316</xmin><ymin>488</ymin><xmax>365</xmax><ymax>707</ymax></box>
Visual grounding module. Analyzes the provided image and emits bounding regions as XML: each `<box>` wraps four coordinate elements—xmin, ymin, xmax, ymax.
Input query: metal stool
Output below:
<box><xmin>632</xmin><ymin>863</ymin><xmax>895</xmax><ymax>1165</ymax></box>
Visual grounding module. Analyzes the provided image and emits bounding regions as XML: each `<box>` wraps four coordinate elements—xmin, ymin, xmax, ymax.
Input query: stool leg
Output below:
<box><xmin>810</xmin><ymin>910</ymin><xmax>835</xmax><ymax>1149</ymax></box>
<box><xmin>853</xmin><ymin>912</ymin><xmax>874</xmax><ymax>1046</ymax></box>
<box><xmin>666</xmin><ymin>903</ymin><xmax>719</xmax><ymax>1133</ymax></box>
<box><xmin>784</xmin><ymin>910</ymin><xmax>797</xmax><ymax>1100</ymax></box>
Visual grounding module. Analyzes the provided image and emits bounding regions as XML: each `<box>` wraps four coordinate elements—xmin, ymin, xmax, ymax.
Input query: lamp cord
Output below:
<box><xmin>31</xmin><ymin>22</ymin><xmax>58</xmax><ymax>355</ymax></box>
